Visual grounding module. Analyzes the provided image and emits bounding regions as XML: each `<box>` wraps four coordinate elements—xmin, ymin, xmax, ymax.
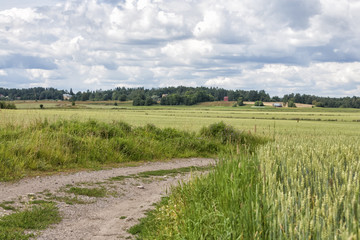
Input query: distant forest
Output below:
<box><xmin>1</xmin><ymin>86</ymin><xmax>360</xmax><ymax>108</ymax></box>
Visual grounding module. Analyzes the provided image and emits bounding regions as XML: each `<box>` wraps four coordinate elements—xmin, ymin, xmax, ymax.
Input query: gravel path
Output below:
<box><xmin>0</xmin><ymin>158</ymin><xmax>214</xmax><ymax>239</ymax></box>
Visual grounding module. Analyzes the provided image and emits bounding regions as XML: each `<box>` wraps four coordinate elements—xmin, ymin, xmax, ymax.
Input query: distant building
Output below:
<box><xmin>63</xmin><ymin>94</ymin><xmax>73</xmax><ymax>100</ymax></box>
<box><xmin>224</xmin><ymin>96</ymin><xmax>229</xmax><ymax>101</ymax></box>
<box><xmin>162</xmin><ymin>94</ymin><xmax>168</xmax><ymax>98</ymax></box>
<box><xmin>0</xmin><ymin>94</ymin><xmax>4</xmax><ymax>98</ymax></box>
<box><xmin>272</xmin><ymin>103</ymin><xmax>282</xmax><ymax>107</ymax></box>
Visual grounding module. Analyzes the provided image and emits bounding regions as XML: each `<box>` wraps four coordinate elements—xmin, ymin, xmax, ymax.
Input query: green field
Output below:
<box><xmin>3</xmin><ymin>102</ymin><xmax>360</xmax><ymax>133</ymax></box>
<box><xmin>1</xmin><ymin>101</ymin><xmax>360</xmax><ymax>239</ymax></box>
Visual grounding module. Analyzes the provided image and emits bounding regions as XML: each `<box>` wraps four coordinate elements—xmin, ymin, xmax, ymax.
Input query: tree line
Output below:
<box><xmin>1</xmin><ymin>86</ymin><xmax>360</xmax><ymax>108</ymax></box>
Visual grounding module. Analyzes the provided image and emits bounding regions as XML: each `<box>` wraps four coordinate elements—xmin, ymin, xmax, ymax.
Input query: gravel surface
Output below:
<box><xmin>0</xmin><ymin>158</ymin><xmax>214</xmax><ymax>240</ymax></box>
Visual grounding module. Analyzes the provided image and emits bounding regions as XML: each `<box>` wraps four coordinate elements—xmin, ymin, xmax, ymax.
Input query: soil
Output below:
<box><xmin>0</xmin><ymin>158</ymin><xmax>214</xmax><ymax>240</ymax></box>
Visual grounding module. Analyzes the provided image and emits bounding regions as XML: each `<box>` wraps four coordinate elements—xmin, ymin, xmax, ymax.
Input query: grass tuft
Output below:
<box><xmin>0</xmin><ymin>203</ymin><xmax>61</xmax><ymax>240</ymax></box>
<box><xmin>66</xmin><ymin>187</ymin><xmax>107</xmax><ymax>198</ymax></box>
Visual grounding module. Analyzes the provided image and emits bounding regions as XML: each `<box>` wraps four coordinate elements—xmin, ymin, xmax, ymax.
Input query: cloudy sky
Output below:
<box><xmin>0</xmin><ymin>0</ymin><xmax>359</xmax><ymax>97</ymax></box>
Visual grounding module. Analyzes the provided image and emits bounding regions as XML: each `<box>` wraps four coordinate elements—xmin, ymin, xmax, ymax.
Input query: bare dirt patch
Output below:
<box><xmin>0</xmin><ymin>158</ymin><xmax>214</xmax><ymax>239</ymax></box>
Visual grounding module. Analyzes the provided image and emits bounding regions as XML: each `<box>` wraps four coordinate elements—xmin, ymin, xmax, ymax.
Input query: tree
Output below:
<box><xmin>145</xmin><ymin>97</ymin><xmax>154</xmax><ymax>106</ymax></box>
<box><xmin>254</xmin><ymin>100</ymin><xmax>264</xmax><ymax>106</ymax></box>
<box><xmin>120</xmin><ymin>94</ymin><xmax>127</xmax><ymax>101</ymax></box>
<box><xmin>133</xmin><ymin>96</ymin><xmax>145</xmax><ymax>106</ymax></box>
<box><xmin>288</xmin><ymin>100</ymin><xmax>297</xmax><ymax>108</ymax></box>
<box><xmin>315</xmin><ymin>102</ymin><xmax>324</xmax><ymax>107</ymax></box>
<box><xmin>237</xmin><ymin>97</ymin><xmax>244</xmax><ymax>106</ymax></box>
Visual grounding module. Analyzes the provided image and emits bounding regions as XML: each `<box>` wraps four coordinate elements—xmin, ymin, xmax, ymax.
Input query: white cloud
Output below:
<box><xmin>161</xmin><ymin>39</ymin><xmax>213</xmax><ymax>64</ymax></box>
<box><xmin>204</xmin><ymin>62</ymin><xmax>360</xmax><ymax>97</ymax></box>
<box><xmin>0</xmin><ymin>0</ymin><xmax>360</xmax><ymax>97</ymax></box>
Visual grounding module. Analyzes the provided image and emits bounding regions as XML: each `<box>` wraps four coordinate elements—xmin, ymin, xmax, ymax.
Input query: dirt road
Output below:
<box><xmin>0</xmin><ymin>158</ymin><xmax>214</xmax><ymax>239</ymax></box>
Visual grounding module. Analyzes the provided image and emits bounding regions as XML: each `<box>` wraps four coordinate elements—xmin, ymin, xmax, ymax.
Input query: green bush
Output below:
<box><xmin>254</xmin><ymin>100</ymin><xmax>264</xmax><ymax>106</ymax></box>
<box><xmin>0</xmin><ymin>101</ymin><xmax>16</xmax><ymax>109</ymax></box>
<box><xmin>199</xmin><ymin>122</ymin><xmax>265</xmax><ymax>150</ymax></box>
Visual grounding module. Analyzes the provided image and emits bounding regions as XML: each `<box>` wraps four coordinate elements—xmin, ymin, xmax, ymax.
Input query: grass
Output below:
<box><xmin>122</xmin><ymin>105</ymin><xmax>360</xmax><ymax>239</ymax></box>
<box><xmin>2</xmin><ymin>103</ymin><xmax>360</xmax><ymax>239</ymax></box>
<box><xmin>52</xmin><ymin>196</ymin><xmax>89</xmax><ymax>205</ymax></box>
<box><xmin>109</xmin><ymin>165</ymin><xmax>213</xmax><ymax>182</ymax></box>
<box><xmin>0</xmin><ymin>201</ymin><xmax>17</xmax><ymax>211</ymax></box>
<box><xmin>0</xmin><ymin>203</ymin><xmax>61</xmax><ymax>240</ymax></box>
<box><xmin>0</xmin><ymin>119</ymin><xmax>258</xmax><ymax>181</ymax></box>
<box><xmin>129</xmin><ymin>153</ymin><xmax>268</xmax><ymax>239</ymax></box>
<box><xmin>29</xmin><ymin>200</ymin><xmax>54</xmax><ymax>205</ymax></box>
<box><xmin>137</xmin><ymin>166</ymin><xmax>213</xmax><ymax>178</ymax></box>
<box><xmin>66</xmin><ymin>187</ymin><xmax>107</xmax><ymax>198</ymax></box>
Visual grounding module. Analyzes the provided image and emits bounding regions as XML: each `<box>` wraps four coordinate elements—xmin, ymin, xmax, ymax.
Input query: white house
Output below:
<box><xmin>63</xmin><ymin>94</ymin><xmax>73</xmax><ymax>100</ymax></box>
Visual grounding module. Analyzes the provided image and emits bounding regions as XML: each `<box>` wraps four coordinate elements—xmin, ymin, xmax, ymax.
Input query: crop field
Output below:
<box><xmin>1</xmin><ymin>101</ymin><xmax>360</xmax><ymax>238</ymax></box>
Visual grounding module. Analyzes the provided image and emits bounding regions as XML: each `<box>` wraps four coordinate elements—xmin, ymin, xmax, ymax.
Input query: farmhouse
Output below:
<box><xmin>63</xmin><ymin>94</ymin><xmax>73</xmax><ymax>100</ymax></box>
<box><xmin>224</xmin><ymin>96</ymin><xmax>229</xmax><ymax>101</ymax></box>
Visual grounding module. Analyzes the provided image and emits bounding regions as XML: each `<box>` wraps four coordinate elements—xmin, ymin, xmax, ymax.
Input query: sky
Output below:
<box><xmin>0</xmin><ymin>0</ymin><xmax>360</xmax><ymax>97</ymax></box>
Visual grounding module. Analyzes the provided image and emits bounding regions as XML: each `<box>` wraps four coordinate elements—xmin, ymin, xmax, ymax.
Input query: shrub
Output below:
<box><xmin>254</xmin><ymin>100</ymin><xmax>264</xmax><ymax>106</ymax></box>
<box><xmin>0</xmin><ymin>102</ymin><xmax>16</xmax><ymax>109</ymax></box>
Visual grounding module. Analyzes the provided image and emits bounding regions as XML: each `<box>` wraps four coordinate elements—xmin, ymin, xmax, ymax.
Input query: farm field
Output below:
<box><xmin>2</xmin><ymin>101</ymin><xmax>360</xmax><ymax>133</ymax></box>
<box><xmin>1</xmin><ymin>101</ymin><xmax>360</xmax><ymax>239</ymax></box>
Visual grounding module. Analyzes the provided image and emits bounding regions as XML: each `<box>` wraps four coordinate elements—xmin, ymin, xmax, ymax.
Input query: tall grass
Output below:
<box><xmin>0</xmin><ymin>120</ymin><xmax>252</xmax><ymax>181</ymax></box>
<box><xmin>131</xmin><ymin>153</ymin><xmax>269</xmax><ymax>239</ymax></box>
<box><xmin>130</xmin><ymin>128</ymin><xmax>269</xmax><ymax>239</ymax></box>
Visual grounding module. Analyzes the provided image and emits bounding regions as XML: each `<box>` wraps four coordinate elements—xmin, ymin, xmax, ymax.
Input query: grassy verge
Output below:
<box><xmin>0</xmin><ymin>120</ymin><xmax>258</xmax><ymax>181</ymax></box>
<box><xmin>0</xmin><ymin>203</ymin><xmax>61</xmax><ymax>240</ymax></box>
<box><xmin>130</xmin><ymin>153</ymin><xmax>269</xmax><ymax>239</ymax></box>
<box><xmin>129</xmin><ymin>126</ymin><xmax>269</xmax><ymax>239</ymax></box>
